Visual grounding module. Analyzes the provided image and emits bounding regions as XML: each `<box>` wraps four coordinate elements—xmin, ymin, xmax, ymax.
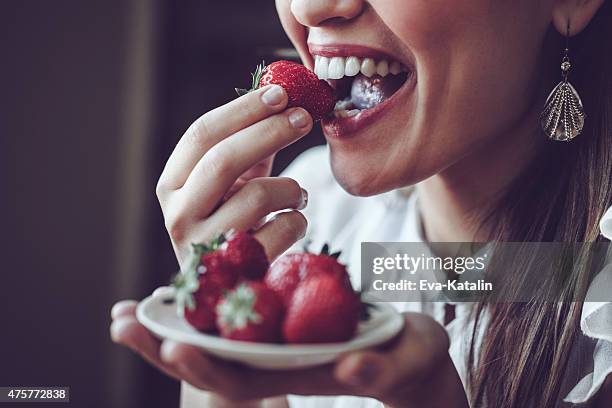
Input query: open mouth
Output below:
<box><xmin>312</xmin><ymin>55</ymin><xmax>412</xmax><ymax>119</ymax></box>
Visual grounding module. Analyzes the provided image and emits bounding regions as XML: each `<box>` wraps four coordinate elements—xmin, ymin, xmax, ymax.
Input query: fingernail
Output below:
<box><xmin>110</xmin><ymin>326</ymin><xmax>120</xmax><ymax>343</ymax></box>
<box><xmin>110</xmin><ymin>319</ymin><xmax>124</xmax><ymax>343</ymax></box>
<box><xmin>261</xmin><ymin>85</ymin><xmax>285</xmax><ymax>106</ymax></box>
<box><xmin>297</xmin><ymin>188</ymin><xmax>308</xmax><ymax>210</ymax></box>
<box><xmin>288</xmin><ymin>109</ymin><xmax>310</xmax><ymax>129</ymax></box>
<box><xmin>160</xmin><ymin>340</ymin><xmax>177</xmax><ymax>362</ymax></box>
<box><xmin>153</xmin><ymin>286</ymin><xmax>175</xmax><ymax>298</ymax></box>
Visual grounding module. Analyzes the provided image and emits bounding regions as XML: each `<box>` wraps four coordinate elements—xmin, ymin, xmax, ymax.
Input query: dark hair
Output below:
<box><xmin>468</xmin><ymin>3</ymin><xmax>612</xmax><ymax>407</ymax></box>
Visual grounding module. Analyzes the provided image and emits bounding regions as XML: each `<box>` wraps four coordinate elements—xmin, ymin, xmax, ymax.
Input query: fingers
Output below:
<box><xmin>333</xmin><ymin>351</ymin><xmax>389</xmax><ymax>393</ymax></box>
<box><xmin>160</xmin><ymin>341</ymin><xmax>222</xmax><ymax>390</ymax></box>
<box><xmin>179</xmin><ymin>108</ymin><xmax>312</xmax><ymax>219</ymax></box>
<box><xmin>161</xmin><ymin>342</ymin><xmax>346</xmax><ymax>401</ymax></box>
<box><xmin>158</xmin><ymin>85</ymin><xmax>288</xmax><ymax>192</ymax></box>
<box><xmin>191</xmin><ymin>177</ymin><xmax>307</xmax><ymax>240</ymax></box>
<box><xmin>152</xmin><ymin>286</ymin><xmax>175</xmax><ymax>298</ymax></box>
<box><xmin>160</xmin><ymin>341</ymin><xmax>260</xmax><ymax>399</ymax></box>
<box><xmin>254</xmin><ymin>211</ymin><xmax>308</xmax><ymax>261</ymax></box>
<box><xmin>110</xmin><ymin>315</ymin><xmax>182</xmax><ymax>381</ymax></box>
<box><xmin>239</xmin><ymin>156</ymin><xmax>275</xmax><ymax>182</ymax></box>
<box><xmin>242</xmin><ymin>365</ymin><xmax>350</xmax><ymax>399</ymax></box>
<box><xmin>111</xmin><ymin>300</ymin><xmax>138</xmax><ymax>319</ymax></box>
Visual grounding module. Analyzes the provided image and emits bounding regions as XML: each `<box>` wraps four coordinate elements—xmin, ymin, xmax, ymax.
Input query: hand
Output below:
<box><xmin>155</xmin><ymin>84</ymin><xmax>313</xmax><ymax>265</ymax></box>
<box><xmin>111</xmin><ymin>295</ymin><xmax>468</xmax><ymax>408</ymax></box>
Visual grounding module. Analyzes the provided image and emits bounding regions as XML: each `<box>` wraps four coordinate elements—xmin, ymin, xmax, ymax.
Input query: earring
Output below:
<box><xmin>540</xmin><ymin>22</ymin><xmax>585</xmax><ymax>141</ymax></box>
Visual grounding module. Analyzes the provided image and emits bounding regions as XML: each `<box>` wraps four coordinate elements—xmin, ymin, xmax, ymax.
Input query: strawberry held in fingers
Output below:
<box><xmin>173</xmin><ymin>240</ymin><xmax>238</xmax><ymax>332</ymax></box>
<box><xmin>283</xmin><ymin>274</ymin><xmax>361</xmax><ymax>343</ymax></box>
<box><xmin>221</xmin><ymin>231</ymin><xmax>269</xmax><ymax>281</ymax></box>
<box><xmin>236</xmin><ymin>61</ymin><xmax>336</xmax><ymax>121</ymax></box>
<box><xmin>216</xmin><ymin>282</ymin><xmax>284</xmax><ymax>343</ymax></box>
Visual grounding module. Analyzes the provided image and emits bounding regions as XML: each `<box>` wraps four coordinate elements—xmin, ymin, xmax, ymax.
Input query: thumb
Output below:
<box><xmin>333</xmin><ymin>350</ymin><xmax>395</xmax><ymax>396</ymax></box>
<box><xmin>334</xmin><ymin>313</ymin><xmax>450</xmax><ymax>396</ymax></box>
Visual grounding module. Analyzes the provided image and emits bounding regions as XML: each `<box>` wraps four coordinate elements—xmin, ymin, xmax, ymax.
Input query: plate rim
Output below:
<box><xmin>136</xmin><ymin>294</ymin><xmax>404</xmax><ymax>357</ymax></box>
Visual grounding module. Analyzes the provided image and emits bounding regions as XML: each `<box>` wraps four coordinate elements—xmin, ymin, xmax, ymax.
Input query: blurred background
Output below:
<box><xmin>0</xmin><ymin>1</ymin><xmax>323</xmax><ymax>407</ymax></box>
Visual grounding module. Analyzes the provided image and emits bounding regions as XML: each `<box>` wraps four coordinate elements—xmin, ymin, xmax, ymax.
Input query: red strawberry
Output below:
<box><xmin>216</xmin><ymin>281</ymin><xmax>284</xmax><ymax>343</ymax></box>
<box><xmin>183</xmin><ymin>277</ymin><xmax>226</xmax><ymax>333</ymax></box>
<box><xmin>283</xmin><ymin>274</ymin><xmax>361</xmax><ymax>343</ymax></box>
<box><xmin>236</xmin><ymin>61</ymin><xmax>336</xmax><ymax>121</ymax></box>
<box><xmin>173</xmin><ymin>242</ymin><xmax>238</xmax><ymax>332</ymax></box>
<box><xmin>264</xmin><ymin>246</ymin><xmax>352</xmax><ymax>306</ymax></box>
<box><xmin>198</xmin><ymin>250</ymin><xmax>239</xmax><ymax>288</ymax></box>
<box><xmin>221</xmin><ymin>231</ymin><xmax>269</xmax><ymax>280</ymax></box>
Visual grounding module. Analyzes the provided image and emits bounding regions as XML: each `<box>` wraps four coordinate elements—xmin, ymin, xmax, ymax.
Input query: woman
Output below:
<box><xmin>110</xmin><ymin>0</ymin><xmax>612</xmax><ymax>406</ymax></box>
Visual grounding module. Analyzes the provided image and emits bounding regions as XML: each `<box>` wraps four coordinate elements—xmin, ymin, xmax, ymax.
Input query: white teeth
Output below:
<box><xmin>334</xmin><ymin>99</ymin><xmax>353</xmax><ymax>110</ymax></box>
<box><xmin>376</xmin><ymin>60</ymin><xmax>389</xmax><ymax>77</ymax></box>
<box><xmin>360</xmin><ymin>58</ymin><xmax>376</xmax><ymax>77</ymax></box>
<box><xmin>328</xmin><ymin>57</ymin><xmax>346</xmax><ymax>79</ymax></box>
<box><xmin>389</xmin><ymin>61</ymin><xmax>401</xmax><ymax>75</ymax></box>
<box><xmin>345</xmin><ymin>56</ymin><xmax>361</xmax><ymax>77</ymax></box>
<box><xmin>334</xmin><ymin>108</ymin><xmax>362</xmax><ymax>118</ymax></box>
<box><xmin>315</xmin><ymin>56</ymin><xmax>329</xmax><ymax>80</ymax></box>
<box><xmin>313</xmin><ymin>55</ymin><xmax>407</xmax><ymax>80</ymax></box>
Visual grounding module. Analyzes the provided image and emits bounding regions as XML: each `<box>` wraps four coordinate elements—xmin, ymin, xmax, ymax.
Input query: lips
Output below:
<box><xmin>308</xmin><ymin>44</ymin><xmax>415</xmax><ymax>137</ymax></box>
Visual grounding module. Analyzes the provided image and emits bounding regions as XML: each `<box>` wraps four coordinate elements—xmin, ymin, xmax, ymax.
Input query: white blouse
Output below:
<box><xmin>282</xmin><ymin>145</ymin><xmax>612</xmax><ymax>407</ymax></box>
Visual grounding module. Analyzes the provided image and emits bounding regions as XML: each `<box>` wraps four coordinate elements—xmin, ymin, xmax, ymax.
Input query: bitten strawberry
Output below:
<box><xmin>221</xmin><ymin>231</ymin><xmax>269</xmax><ymax>281</ymax></box>
<box><xmin>216</xmin><ymin>281</ymin><xmax>284</xmax><ymax>343</ymax></box>
<box><xmin>264</xmin><ymin>245</ymin><xmax>352</xmax><ymax>306</ymax></box>
<box><xmin>173</xmin><ymin>240</ymin><xmax>238</xmax><ymax>333</ymax></box>
<box><xmin>283</xmin><ymin>274</ymin><xmax>361</xmax><ymax>343</ymax></box>
<box><xmin>236</xmin><ymin>61</ymin><xmax>336</xmax><ymax>121</ymax></box>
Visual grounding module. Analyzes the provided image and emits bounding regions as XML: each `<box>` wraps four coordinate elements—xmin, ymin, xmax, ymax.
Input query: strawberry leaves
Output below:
<box><xmin>172</xmin><ymin>234</ymin><xmax>227</xmax><ymax>315</ymax></box>
<box><xmin>235</xmin><ymin>62</ymin><xmax>266</xmax><ymax>97</ymax></box>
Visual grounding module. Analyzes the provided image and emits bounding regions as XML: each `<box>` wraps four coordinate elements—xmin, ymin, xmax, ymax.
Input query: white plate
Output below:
<box><xmin>136</xmin><ymin>293</ymin><xmax>404</xmax><ymax>369</ymax></box>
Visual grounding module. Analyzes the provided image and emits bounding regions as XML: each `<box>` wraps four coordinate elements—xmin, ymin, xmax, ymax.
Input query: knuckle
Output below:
<box><xmin>279</xmin><ymin>177</ymin><xmax>302</xmax><ymax>201</ymax></box>
<box><xmin>164</xmin><ymin>208</ymin><xmax>188</xmax><ymax>243</ymax></box>
<box><xmin>204</xmin><ymin>145</ymin><xmax>234</xmax><ymax>178</ymax></box>
<box><xmin>155</xmin><ymin>177</ymin><xmax>170</xmax><ymax>201</ymax></box>
<box><xmin>238</xmin><ymin>93</ymin><xmax>263</xmax><ymax>118</ymax></box>
<box><xmin>165</xmin><ymin>218</ymin><xmax>184</xmax><ymax>243</ymax></box>
<box><xmin>244</xmin><ymin>180</ymin><xmax>270</xmax><ymax>210</ymax></box>
<box><xmin>186</xmin><ymin>114</ymin><xmax>212</xmax><ymax>149</ymax></box>
<box><xmin>278</xmin><ymin>210</ymin><xmax>307</xmax><ymax>240</ymax></box>
<box><xmin>260</xmin><ymin>115</ymin><xmax>288</xmax><ymax>141</ymax></box>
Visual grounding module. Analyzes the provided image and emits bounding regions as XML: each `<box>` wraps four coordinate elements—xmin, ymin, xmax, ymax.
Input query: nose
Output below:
<box><xmin>290</xmin><ymin>0</ymin><xmax>364</xmax><ymax>27</ymax></box>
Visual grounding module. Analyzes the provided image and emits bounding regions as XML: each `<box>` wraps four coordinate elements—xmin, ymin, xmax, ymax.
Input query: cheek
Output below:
<box><xmin>376</xmin><ymin>0</ymin><xmax>550</xmax><ymax>144</ymax></box>
<box><xmin>330</xmin><ymin>0</ymin><xmax>553</xmax><ymax>195</ymax></box>
<box><xmin>372</xmin><ymin>0</ymin><xmax>465</xmax><ymax>49</ymax></box>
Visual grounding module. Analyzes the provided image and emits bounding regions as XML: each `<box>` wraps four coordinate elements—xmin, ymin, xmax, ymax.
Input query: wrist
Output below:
<box><xmin>181</xmin><ymin>382</ymin><xmax>263</xmax><ymax>408</ymax></box>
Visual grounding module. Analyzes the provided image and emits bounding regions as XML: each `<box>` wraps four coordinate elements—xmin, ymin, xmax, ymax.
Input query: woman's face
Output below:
<box><xmin>276</xmin><ymin>0</ymin><xmax>554</xmax><ymax>196</ymax></box>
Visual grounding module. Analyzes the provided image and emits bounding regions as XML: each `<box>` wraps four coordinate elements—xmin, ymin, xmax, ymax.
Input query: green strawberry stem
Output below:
<box><xmin>171</xmin><ymin>233</ymin><xmax>227</xmax><ymax>315</ymax></box>
<box><xmin>217</xmin><ymin>283</ymin><xmax>262</xmax><ymax>330</ymax></box>
<box><xmin>235</xmin><ymin>61</ymin><xmax>266</xmax><ymax>97</ymax></box>
<box><xmin>302</xmin><ymin>241</ymin><xmax>343</xmax><ymax>259</ymax></box>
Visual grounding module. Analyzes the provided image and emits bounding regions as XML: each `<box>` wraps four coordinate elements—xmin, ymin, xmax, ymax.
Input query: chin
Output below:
<box><xmin>329</xmin><ymin>155</ymin><xmax>397</xmax><ymax>197</ymax></box>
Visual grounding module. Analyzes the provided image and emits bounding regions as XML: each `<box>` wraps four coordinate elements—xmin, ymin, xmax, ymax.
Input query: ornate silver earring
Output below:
<box><xmin>540</xmin><ymin>22</ymin><xmax>585</xmax><ymax>141</ymax></box>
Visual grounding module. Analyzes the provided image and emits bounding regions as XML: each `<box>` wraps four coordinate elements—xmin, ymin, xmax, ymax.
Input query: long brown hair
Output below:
<box><xmin>468</xmin><ymin>4</ymin><xmax>612</xmax><ymax>407</ymax></box>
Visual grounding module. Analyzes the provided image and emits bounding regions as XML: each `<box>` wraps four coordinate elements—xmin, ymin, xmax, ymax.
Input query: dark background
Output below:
<box><xmin>0</xmin><ymin>1</ymin><xmax>323</xmax><ymax>407</ymax></box>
